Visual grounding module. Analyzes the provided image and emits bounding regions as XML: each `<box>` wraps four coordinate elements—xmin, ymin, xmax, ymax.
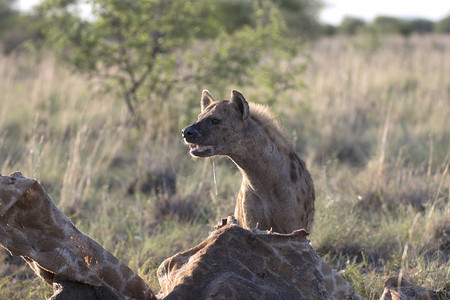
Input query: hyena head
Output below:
<box><xmin>182</xmin><ymin>89</ymin><xmax>250</xmax><ymax>158</ymax></box>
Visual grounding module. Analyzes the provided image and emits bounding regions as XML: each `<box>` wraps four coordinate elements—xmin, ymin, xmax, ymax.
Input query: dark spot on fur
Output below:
<box><xmin>301</xmin><ymin>188</ymin><xmax>306</xmax><ymax>198</ymax></box>
<box><xmin>298</xmin><ymin>161</ymin><xmax>305</xmax><ymax>172</ymax></box>
<box><xmin>273</xmin><ymin>187</ymin><xmax>285</xmax><ymax>201</ymax></box>
<box><xmin>289</xmin><ymin>152</ymin><xmax>298</xmax><ymax>163</ymax></box>
<box><xmin>290</xmin><ymin>151</ymin><xmax>306</xmax><ymax>172</ymax></box>
<box><xmin>290</xmin><ymin>161</ymin><xmax>298</xmax><ymax>183</ymax></box>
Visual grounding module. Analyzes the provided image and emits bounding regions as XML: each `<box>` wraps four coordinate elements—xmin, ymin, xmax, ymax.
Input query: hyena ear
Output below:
<box><xmin>201</xmin><ymin>90</ymin><xmax>215</xmax><ymax>112</ymax></box>
<box><xmin>230</xmin><ymin>90</ymin><xmax>249</xmax><ymax>121</ymax></box>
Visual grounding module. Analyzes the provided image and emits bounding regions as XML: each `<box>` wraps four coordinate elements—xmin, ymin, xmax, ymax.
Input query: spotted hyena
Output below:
<box><xmin>182</xmin><ymin>90</ymin><xmax>315</xmax><ymax>233</ymax></box>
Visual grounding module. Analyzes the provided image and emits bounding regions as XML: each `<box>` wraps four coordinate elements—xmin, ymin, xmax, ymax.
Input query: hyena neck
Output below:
<box><xmin>230</xmin><ymin>126</ymin><xmax>293</xmax><ymax>192</ymax></box>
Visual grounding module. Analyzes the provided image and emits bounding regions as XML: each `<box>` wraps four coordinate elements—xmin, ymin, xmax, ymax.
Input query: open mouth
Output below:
<box><xmin>188</xmin><ymin>143</ymin><xmax>215</xmax><ymax>157</ymax></box>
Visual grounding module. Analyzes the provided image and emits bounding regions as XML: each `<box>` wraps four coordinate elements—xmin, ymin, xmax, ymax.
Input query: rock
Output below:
<box><xmin>157</xmin><ymin>225</ymin><xmax>362</xmax><ymax>300</ymax></box>
<box><xmin>0</xmin><ymin>172</ymin><xmax>156</xmax><ymax>300</ymax></box>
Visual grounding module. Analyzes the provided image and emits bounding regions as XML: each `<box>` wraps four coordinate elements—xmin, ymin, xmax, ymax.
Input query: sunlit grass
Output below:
<box><xmin>0</xmin><ymin>34</ymin><xmax>449</xmax><ymax>299</ymax></box>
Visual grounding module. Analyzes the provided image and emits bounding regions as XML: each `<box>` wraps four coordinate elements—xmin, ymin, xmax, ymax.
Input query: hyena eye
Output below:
<box><xmin>211</xmin><ymin>118</ymin><xmax>221</xmax><ymax>125</ymax></box>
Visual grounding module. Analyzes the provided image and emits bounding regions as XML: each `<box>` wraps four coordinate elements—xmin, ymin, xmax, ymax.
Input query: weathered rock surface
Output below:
<box><xmin>157</xmin><ymin>224</ymin><xmax>362</xmax><ymax>300</ymax></box>
<box><xmin>0</xmin><ymin>172</ymin><xmax>156</xmax><ymax>300</ymax></box>
<box><xmin>380</xmin><ymin>276</ymin><xmax>447</xmax><ymax>300</ymax></box>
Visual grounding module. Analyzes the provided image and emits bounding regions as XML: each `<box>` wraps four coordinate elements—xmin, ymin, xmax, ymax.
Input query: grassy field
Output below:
<box><xmin>0</xmin><ymin>34</ymin><xmax>449</xmax><ymax>299</ymax></box>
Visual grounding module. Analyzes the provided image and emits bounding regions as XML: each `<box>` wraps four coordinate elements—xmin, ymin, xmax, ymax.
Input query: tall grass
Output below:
<box><xmin>306</xmin><ymin>35</ymin><xmax>449</xmax><ymax>299</ymax></box>
<box><xmin>0</xmin><ymin>34</ymin><xmax>449</xmax><ymax>299</ymax></box>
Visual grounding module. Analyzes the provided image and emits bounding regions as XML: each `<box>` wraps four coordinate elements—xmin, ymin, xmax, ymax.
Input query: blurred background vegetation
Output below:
<box><xmin>0</xmin><ymin>0</ymin><xmax>449</xmax><ymax>299</ymax></box>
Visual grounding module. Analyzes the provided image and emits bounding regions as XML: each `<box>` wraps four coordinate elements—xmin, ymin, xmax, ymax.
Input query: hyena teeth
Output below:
<box><xmin>189</xmin><ymin>144</ymin><xmax>213</xmax><ymax>152</ymax></box>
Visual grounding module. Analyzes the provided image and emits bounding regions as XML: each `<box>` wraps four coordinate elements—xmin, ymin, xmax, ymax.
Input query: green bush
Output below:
<box><xmin>36</xmin><ymin>0</ymin><xmax>306</xmax><ymax>125</ymax></box>
<box><xmin>435</xmin><ymin>14</ymin><xmax>450</xmax><ymax>33</ymax></box>
<box><xmin>339</xmin><ymin>16</ymin><xmax>367</xmax><ymax>35</ymax></box>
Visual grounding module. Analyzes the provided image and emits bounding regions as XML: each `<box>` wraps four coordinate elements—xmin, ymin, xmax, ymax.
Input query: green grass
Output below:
<box><xmin>0</xmin><ymin>34</ymin><xmax>449</xmax><ymax>299</ymax></box>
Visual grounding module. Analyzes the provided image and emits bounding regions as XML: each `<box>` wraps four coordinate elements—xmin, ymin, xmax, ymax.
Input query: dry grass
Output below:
<box><xmin>0</xmin><ymin>34</ymin><xmax>449</xmax><ymax>298</ymax></box>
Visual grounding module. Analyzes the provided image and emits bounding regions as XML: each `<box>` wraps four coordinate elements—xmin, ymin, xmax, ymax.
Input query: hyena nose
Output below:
<box><xmin>182</xmin><ymin>126</ymin><xmax>198</xmax><ymax>138</ymax></box>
